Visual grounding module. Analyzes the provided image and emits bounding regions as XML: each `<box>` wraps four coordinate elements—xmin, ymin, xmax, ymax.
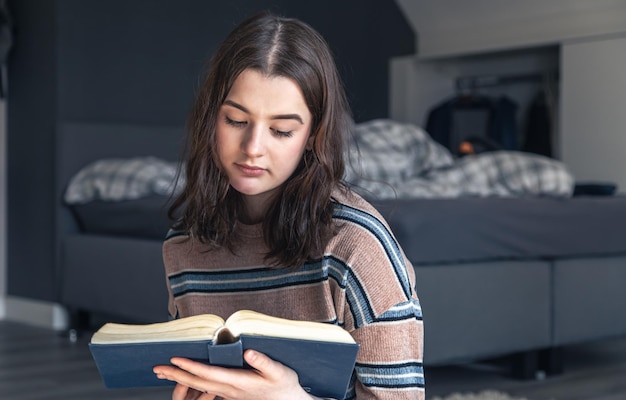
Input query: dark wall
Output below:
<box><xmin>7</xmin><ymin>0</ymin><xmax>58</xmax><ymax>301</ymax></box>
<box><xmin>7</xmin><ymin>0</ymin><xmax>415</xmax><ymax>302</ymax></box>
<box><xmin>56</xmin><ymin>0</ymin><xmax>414</xmax><ymax>124</ymax></box>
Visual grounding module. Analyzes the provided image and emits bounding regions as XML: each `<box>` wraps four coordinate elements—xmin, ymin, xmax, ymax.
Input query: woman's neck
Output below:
<box><xmin>240</xmin><ymin>192</ymin><xmax>273</xmax><ymax>225</ymax></box>
<box><xmin>238</xmin><ymin>210</ymin><xmax>264</xmax><ymax>225</ymax></box>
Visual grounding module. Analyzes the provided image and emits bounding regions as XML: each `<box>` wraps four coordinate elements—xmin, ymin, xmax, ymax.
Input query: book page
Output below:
<box><xmin>91</xmin><ymin>314</ymin><xmax>225</xmax><ymax>344</ymax></box>
<box><xmin>225</xmin><ymin>310</ymin><xmax>355</xmax><ymax>344</ymax></box>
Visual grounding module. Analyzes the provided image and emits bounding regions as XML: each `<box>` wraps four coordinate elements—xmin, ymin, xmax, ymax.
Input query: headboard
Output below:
<box><xmin>55</xmin><ymin>122</ymin><xmax>186</xmax><ymax>235</ymax></box>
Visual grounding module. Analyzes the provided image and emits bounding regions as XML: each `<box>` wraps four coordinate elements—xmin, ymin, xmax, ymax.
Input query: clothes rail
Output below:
<box><xmin>455</xmin><ymin>71</ymin><xmax>558</xmax><ymax>92</ymax></box>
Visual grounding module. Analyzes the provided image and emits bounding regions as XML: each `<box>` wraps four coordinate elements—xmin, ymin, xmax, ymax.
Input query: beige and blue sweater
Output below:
<box><xmin>162</xmin><ymin>189</ymin><xmax>424</xmax><ymax>400</ymax></box>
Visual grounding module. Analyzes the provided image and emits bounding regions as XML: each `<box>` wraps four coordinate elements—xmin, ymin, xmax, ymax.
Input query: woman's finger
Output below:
<box><xmin>171</xmin><ymin>382</ymin><xmax>188</xmax><ymax>400</ymax></box>
<box><xmin>243</xmin><ymin>350</ymin><xmax>300</xmax><ymax>384</ymax></box>
<box><xmin>155</xmin><ymin>359</ymin><xmax>237</xmax><ymax>398</ymax></box>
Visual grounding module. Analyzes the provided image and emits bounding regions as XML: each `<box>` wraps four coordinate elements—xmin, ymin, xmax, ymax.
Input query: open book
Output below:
<box><xmin>90</xmin><ymin>310</ymin><xmax>359</xmax><ymax>399</ymax></box>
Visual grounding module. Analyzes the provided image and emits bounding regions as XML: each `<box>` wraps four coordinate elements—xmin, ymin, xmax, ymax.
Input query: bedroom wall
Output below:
<box><xmin>395</xmin><ymin>0</ymin><xmax>626</xmax><ymax>59</ymax></box>
<box><xmin>560</xmin><ymin>36</ymin><xmax>626</xmax><ymax>192</ymax></box>
<box><xmin>55</xmin><ymin>0</ymin><xmax>414</xmax><ymax>125</ymax></box>
<box><xmin>0</xmin><ymin>99</ymin><xmax>5</xmax><ymax>318</ymax></box>
<box><xmin>6</xmin><ymin>0</ymin><xmax>58</xmax><ymax>304</ymax></box>
<box><xmin>6</xmin><ymin>0</ymin><xmax>414</xmax><ymax>313</ymax></box>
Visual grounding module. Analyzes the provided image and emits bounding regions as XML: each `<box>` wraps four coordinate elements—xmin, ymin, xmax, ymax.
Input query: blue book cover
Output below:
<box><xmin>89</xmin><ymin>311</ymin><xmax>359</xmax><ymax>399</ymax></box>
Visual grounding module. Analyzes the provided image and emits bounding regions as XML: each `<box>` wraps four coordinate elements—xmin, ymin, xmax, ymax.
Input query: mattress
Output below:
<box><xmin>373</xmin><ymin>195</ymin><xmax>626</xmax><ymax>265</ymax></box>
<box><xmin>71</xmin><ymin>194</ymin><xmax>626</xmax><ymax>265</ymax></box>
<box><xmin>70</xmin><ymin>195</ymin><xmax>172</xmax><ymax>240</ymax></box>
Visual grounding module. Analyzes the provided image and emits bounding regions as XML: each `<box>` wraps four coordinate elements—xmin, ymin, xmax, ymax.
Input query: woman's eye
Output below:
<box><xmin>225</xmin><ymin>117</ymin><xmax>246</xmax><ymax>127</ymax></box>
<box><xmin>271</xmin><ymin>128</ymin><xmax>294</xmax><ymax>138</ymax></box>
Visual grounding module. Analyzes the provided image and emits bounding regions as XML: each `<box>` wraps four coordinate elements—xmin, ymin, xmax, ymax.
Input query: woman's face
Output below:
<box><xmin>216</xmin><ymin>69</ymin><xmax>313</xmax><ymax>209</ymax></box>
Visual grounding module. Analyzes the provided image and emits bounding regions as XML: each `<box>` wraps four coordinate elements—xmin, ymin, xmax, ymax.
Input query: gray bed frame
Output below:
<box><xmin>56</xmin><ymin>122</ymin><xmax>185</xmax><ymax>324</ymax></box>
<box><xmin>56</xmin><ymin>122</ymin><xmax>626</xmax><ymax>378</ymax></box>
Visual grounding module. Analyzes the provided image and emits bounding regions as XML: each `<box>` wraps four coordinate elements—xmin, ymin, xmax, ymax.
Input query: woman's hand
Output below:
<box><xmin>153</xmin><ymin>349</ymin><xmax>317</xmax><ymax>400</ymax></box>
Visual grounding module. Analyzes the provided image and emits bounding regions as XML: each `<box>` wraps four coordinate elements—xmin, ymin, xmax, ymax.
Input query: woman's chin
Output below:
<box><xmin>231</xmin><ymin>184</ymin><xmax>277</xmax><ymax>199</ymax></box>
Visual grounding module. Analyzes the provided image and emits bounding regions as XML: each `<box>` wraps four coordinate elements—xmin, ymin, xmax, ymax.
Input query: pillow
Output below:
<box><xmin>344</xmin><ymin>119</ymin><xmax>454</xmax><ymax>185</ymax></box>
<box><xmin>64</xmin><ymin>157</ymin><xmax>184</xmax><ymax>205</ymax></box>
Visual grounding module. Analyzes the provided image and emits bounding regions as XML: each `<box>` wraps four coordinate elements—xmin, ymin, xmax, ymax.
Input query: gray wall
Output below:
<box><xmin>7</xmin><ymin>0</ymin><xmax>415</xmax><ymax>302</ymax></box>
<box><xmin>561</xmin><ymin>36</ymin><xmax>626</xmax><ymax>193</ymax></box>
<box><xmin>395</xmin><ymin>0</ymin><xmax>626</xmax><ymax>58</ymax></box>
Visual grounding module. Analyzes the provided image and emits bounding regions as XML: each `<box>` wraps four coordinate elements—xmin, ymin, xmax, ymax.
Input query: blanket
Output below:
<box><xmin>64</xmin><ymin>120</ymin><xmax>575</xmax><ymax>204</ymax></box>
<box><xmin>344</xmin><ymin>119</ymin><xmax>574</xmax><ymax>199</ymax></box>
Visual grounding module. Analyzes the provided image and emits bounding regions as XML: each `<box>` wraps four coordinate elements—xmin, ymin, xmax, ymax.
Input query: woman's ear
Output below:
<box><xmin>306</xmin><ymin>135</ymin><xmax>315</xmax><ymax>151</ymax></box>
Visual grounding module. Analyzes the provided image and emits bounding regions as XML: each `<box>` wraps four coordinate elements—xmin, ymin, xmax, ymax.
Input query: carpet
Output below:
<box><xmin>430</xmin><ymin>390</ymin><xmax>529</xmax><ymax>400</ymax></box>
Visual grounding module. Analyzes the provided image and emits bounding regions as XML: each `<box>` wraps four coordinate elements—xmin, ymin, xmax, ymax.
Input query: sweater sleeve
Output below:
<box><xmin>349</xmin><ymin>298</ymin><xmax>424</xmax><ymax>400</ymax></box>
<box><xmin>331</xmin><ymin>202</ymin><xmax>425</xmax><ymax>400</ymax></box>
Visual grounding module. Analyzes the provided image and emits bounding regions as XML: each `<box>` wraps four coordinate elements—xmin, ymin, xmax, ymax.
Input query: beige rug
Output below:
<box><xmin>430</xmin><ymin>390</ymin><xmax>529</xmax><ymax>400</ymax></box>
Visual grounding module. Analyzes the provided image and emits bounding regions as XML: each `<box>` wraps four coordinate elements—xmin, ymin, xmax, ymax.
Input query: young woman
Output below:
<box><xmin>153</xmin><ymin>12</ymin><xmax>424</xmax><ymax>400</ymax></box>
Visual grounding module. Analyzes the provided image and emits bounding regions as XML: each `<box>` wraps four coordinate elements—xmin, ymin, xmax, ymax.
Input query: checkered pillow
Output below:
<box><xmin>64</xmin><ymin>157</ymin><xmax>184</xmax><ymax>204</ymax></box>
<box><xmin>344</xmin><ymin>119</ymin><xmax>454</xmax><ymax>185</ymax></box>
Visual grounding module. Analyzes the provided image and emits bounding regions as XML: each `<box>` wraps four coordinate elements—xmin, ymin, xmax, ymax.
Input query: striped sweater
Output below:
<box><xmin>162</xmin><ymin>188</ymin><xmax>425</xmax><ymax>399</ymax></box>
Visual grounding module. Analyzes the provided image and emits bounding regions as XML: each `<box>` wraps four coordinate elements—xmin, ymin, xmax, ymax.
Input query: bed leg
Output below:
<box><xmin>67</xmin><ymin>309</ymin><xmax>90</xmax><ymax>342</ymax></box>
<box><xmin>509</xmin><ymin>347</ymin><xmax>564</xmax><ymax>380</ymax></box>
<box><xmin>510</xmin><ymin>350</ymin><xmax>539</xmax><ymax>380</ymax></box>
<box><xmin>539</xmin><ymin>346</ymin><xmax>564</xmax><ymax>376</ymax></box>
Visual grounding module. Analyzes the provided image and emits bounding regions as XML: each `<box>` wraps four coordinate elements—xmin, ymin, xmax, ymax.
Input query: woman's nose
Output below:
<box><xmin>241</xmin><ymin>124</ymin><xmax>266</xmax><ymax>157</ymax></box>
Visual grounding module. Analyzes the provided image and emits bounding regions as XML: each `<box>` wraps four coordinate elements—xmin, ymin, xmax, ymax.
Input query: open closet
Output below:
<box><xmin>427</xmin><ymin>69</ymin><xmax>559</xmax><ymax>157</ymax></box>
<box><xmin>391</xmin><ymin>0</ymin><xmax>626</xmax><ymax>191</ymax></box>
<box><xmin>391</xmin><ymin>46</ymin><xmax>561</xmax><ymax>158</ymax></box>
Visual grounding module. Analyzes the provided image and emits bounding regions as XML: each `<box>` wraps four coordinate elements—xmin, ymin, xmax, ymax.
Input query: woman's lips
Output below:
<box><xmin>236</xmin><ymin>163</ymin><xmax>266</xmax><ymax>177</ymax></box>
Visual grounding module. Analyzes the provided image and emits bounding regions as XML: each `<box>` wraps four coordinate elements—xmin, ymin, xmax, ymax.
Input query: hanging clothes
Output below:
<box><xmin>522</xmin><ymin>90</ymin><xmax>553</xmax><ymax>158</ymax></box>
<box><xmin>425</xmin><ymin>95</ymin><xmax>519</xmax><ymax>155</ymax></box>
<box><xmin>0</xmin><ymin>0</ymin><xmax>13</xmax><ymax>98</ymax></box>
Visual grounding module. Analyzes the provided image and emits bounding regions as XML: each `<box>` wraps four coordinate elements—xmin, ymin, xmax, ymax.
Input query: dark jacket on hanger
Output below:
<box><xmin>522</xmin><ymin>90</ymin><xmax>552</xmax><ymax>157</ymax></box>
<box><xmin>425</xmin><ymin>95</ymin><xmax>518</xmax><ymax>154</ymax></box>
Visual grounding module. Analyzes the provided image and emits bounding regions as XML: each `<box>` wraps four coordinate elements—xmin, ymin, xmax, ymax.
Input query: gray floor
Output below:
<box><xmin>0</xmin><ymin>320</ymin><xmax>171</xmax><ymax>400</ymax></box>
<box><xmin>2</xmin><ymin>319</ymin><xmax>626</xmax><ymax>400</ymax></box>
<box><xmin>426</xmin><ymin>338</ymin><xmax>626</xmax><ymax>400</ymax></box>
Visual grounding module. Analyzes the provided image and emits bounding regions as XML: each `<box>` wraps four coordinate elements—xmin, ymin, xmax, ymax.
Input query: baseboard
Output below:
<box><xmin>0</xmin><ymin>295</ymin><xmax>69</xmax><ymax>331</ymax></box>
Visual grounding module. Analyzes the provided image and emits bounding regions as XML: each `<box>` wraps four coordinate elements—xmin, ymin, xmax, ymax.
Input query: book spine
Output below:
<box><xmin>208</xmin><ymin>340</ymin><xmax>244</xmax><ymax>367</ymax></box>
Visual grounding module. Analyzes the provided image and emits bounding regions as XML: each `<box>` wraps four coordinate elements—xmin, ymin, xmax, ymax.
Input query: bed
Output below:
<box><xmin>56</xmin><ymin>123</ymin><xmax>184</xmax><ymax>325</ymax></box>
<box><xmin>56</xmin><ymin>121</ymin><xmax>626</xmax><ymax>376</ymax></box>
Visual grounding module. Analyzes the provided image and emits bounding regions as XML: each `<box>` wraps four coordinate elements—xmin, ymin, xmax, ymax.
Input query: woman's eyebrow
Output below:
<box><xmin>223</xmin><ymin>100</ymin><xmax>304</xmax><ymax>125</ymax></box>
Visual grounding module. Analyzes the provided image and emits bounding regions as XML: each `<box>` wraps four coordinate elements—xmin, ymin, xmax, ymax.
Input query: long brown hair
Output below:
<box><xmin>169</xmin><ymin>11</ymin><xmax>352</xmax><ymax>268</ymax></box>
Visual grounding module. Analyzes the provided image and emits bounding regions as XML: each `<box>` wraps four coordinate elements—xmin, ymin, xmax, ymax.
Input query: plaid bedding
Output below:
<box><xmin>345</xmin><ymin>119</ymin><xmax>574</xmax><ymax>199</ymax></box>
<box><xmin>64</xmin><ymin>157</ymin><xmax>184</xmax><ymax>204</ymax></box>
<box><xmin>65</xmin><ymin>119</ymin><xmax>574</xmax><ymax>204</ymax></box>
